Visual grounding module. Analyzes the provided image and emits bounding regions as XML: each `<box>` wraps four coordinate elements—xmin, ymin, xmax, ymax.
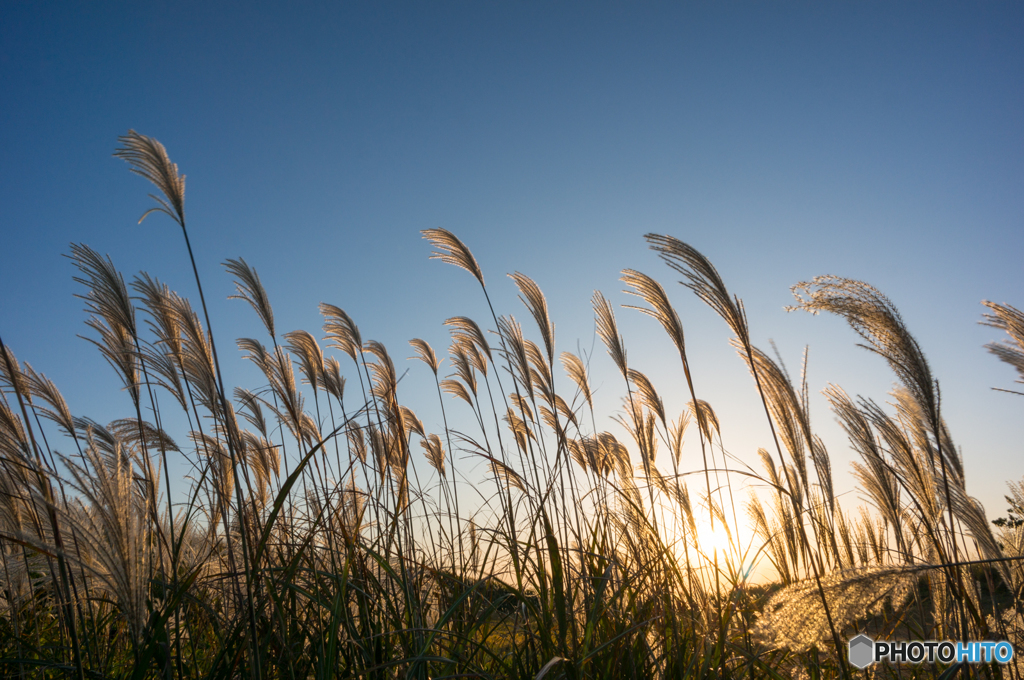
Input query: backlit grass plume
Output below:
<box><xmin>981</xmin><ymin>300</ymin><xmax>1024</xmax><ymax>391</ymax></box>
<box><xmin>422</xmin><ymin>228</ymin><xmax>485</xmax><ymax>287</ymax></box>
<box><xmin>114</xmin><ymin>130</ymin><xmax>186</xmax><ymax>227</ymax></box>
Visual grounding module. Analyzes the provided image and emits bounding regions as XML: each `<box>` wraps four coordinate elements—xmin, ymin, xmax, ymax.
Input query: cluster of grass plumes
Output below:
<box><xmin>0</xmin><ymin>133</ymin><xmax>1021</xmax><ymax>680</ymax></box>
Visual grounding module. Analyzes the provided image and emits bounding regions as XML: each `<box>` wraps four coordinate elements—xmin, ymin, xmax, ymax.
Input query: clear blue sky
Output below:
<box><xmin>2</xmin><ymin>3</ymin><xmax>1022</xmax><ymax>520</ymax></box>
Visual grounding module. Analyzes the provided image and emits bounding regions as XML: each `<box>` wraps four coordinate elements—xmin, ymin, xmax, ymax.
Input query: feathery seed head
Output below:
<box><xmin>225</xmin><ymin>257</ymin><xmax>276</xmax><ymax>338</ymax></box>
<box><xmin>560</xmin><ymin>352</ymin><xmax>593</xmax><ymax>410</ymax></box>
<box><xmin>645</xmin><ymin>234</ymin><xmax>748</xmax><ymax>344</ymax></box>
<box><xmin>509</xmin><ymin>272</ymin><xmax>555</xmax><ymax>366</ymax></box>
<box><xmin>444</xmin><ymin>316</ymin><xmax>492</xmax><ymax>360</ymax></box>
<box><xmin>320</xmin><ymin>303</ymin><xmax>362</xmax><ymax>362</ymax></box>
<box><xmin>70</xmin><ymin>243</ymin><xmax>138</xmax><ymax>340</ymax></box>
<box><xmin>593</xmin><ymin>291</ymin><xmax>627</xmax><ymax>377</ymax></box>
<box><xmin>284</xmin><ymin>329</ymin><xmax>325</xmax><ymax>389</ymax></box>
<box><xmin>981</xmin><ymin>301</ymin><xmax>1024</xmax><ymax>385</ymax></box>
<box><xmin>621</xmin><ymin>269</ymin><xmax>686</xmax><ymax>357</ymax></box>
<box><xmin>687</xmin><ymin>399</ymin><xmax>720</xmax><ymax>443</ymax></box>
<box><xmin>422</xmin><ymin>228</ymin><xmax>485</xmax><ymax>287</ymax></box>
<box><xmin>114</xmin><ymin>130</ymin><xmax>186</xmax><ymax>226</ymax></box>
<box><xmin>421</xmin><ymin>434</ymin><xmax>446</xmax><ymax>477</ymax></box>
<box><xmin>790</xmin><ymin>276</ymin><xmax>939</xmax><ymax>432</ymax></box>
<box><xmin>628</xmin><ymin>369</ymin><xmax>666</xmax><ymax>427</ymax></box>
<box><xmin>321</xmin><ymin>355</ymin><xmax>346</xmax><ymax>401</ymax></box>
<box><xmin>409</xmin><ymin>338</ymin><xmax>440</xmax><ymax>375</ymax></box>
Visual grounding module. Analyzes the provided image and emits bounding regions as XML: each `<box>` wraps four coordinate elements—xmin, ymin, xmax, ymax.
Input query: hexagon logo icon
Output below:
<box><xmin>848</xmin><ymin>634</ymin><xmax>875</xmax><ymax>669</ymax></box>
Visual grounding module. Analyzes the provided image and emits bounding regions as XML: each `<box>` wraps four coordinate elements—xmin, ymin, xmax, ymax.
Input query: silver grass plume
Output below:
<box><xmin>189</xmin><ymin>431</ymin><xmax>234</xmax><ymax>528</ymax></box>
<box><xmin>539</xmin><ymin>397</ymin><xmax>575</xmax><ymax>438</ymax></box>
<box><xmin>284</xmin><ymin>329</ymin><xmax>325</xmax><ymax>390</ymax></box>
<box><xmin>675</xmin><ymin>479</ymin><xmax>698</xmax><ymax>540</ymax></box>
<box><xmin>524</xmin><ymin>339</ymin><xmax>554</xmax><ymax>405</ymax></box>
<box><xmin>810</xmin><ymin>436</ymin><xmax>834</xmax><ymax>518</ymax></box>
<box><xmin>0</xmin><ymin>403</ymin><xmax>36</xmax><ymax>529</ymax></box>
<box><xmin>1006</xmin><ymin>477</ymin><xmax>1024</xmax><ymax>529</ymax></box>
<box><xmin>444</xmin><ymin>316</ymin><xmax>492</xmax><ymax>361</ymax></box>
<box><xmin>56</xmin><ymin>435</ymin><xmax>153</xmax><ymax>648</ymax></box>
<box><xmin>504</xmin><ymin>407</ymin><xmax>535</xmax><ymax>453</ymax></box>
<box><xmin>668</xmin><ymin>411</ymin><xmax>690</xmax><ymax>467</ymax></box>
<box><xmin>107</xmin><ymin>418</ymin><xmax>178</xmax><ymax>458</ymax></box>
<box><xmin>132</xmin><ymin>273</ymin><xmax>189</xmax><ymax>407</ymax></box>
<box><xmin>347</xmin><ymin>426</ymin><xmax>367</xmax><ymax>464</ymax></box>
<box><xmin>790</xmin><ymin>277</ymin><xmax>943</xmax><ymax>446</ymax></box>
<box><xmin>320</xmin><ymin>304</ymin><xmax>362</xmax><ymax>363</ymax></box>
<box><xmin>944</xmin><ymin>479</ymin><xmax>1011</xmax><ymax>586</ymax></box>
<box><xmin>593</xmin><ymin>291</ymin><xmax>627</xmax><ymax>377</ymax></box>
<box><xmin>321</xmin><ymin>356</ymin><xmax>345</xmax><ymax>401</ymax></box>
<box><xmin>748</xmin><ymin>492</ymin><xmax>793</xmax><ymax>584</ymax></box>
<box><xmin>537</xmin><ymin>403</ymin><xmax>559</xmax><ymax>434</ymax></box>
<box><xmin>0</xmin><ymin>346</ymin><xmax>31</xmax><ymax>406</ymax></box>
<box><xmin>21</xmin><ymin>363</ymin><xmax>75</xmax><ymax>437</ymax></box>
<box><xmin>892</xmin><ymin>387</ymin><xmax>962</xmax><ymax>483</ymax></box>
<box><xmin>508</xmin><ymin>393</ymin><xmax>534</xmax><ymax>423</ymax></box>
<box><xmin>70</xmin><ymin>244</ymin><xmax>140</xmax><ymax>392</ymax></box>
<box><xmin>834</xmin><ymin>507</ymin><xmax>857</xmax><ymax>569</ymax></box>
<box><xmin>459</xmin><ymin>337</ymin><xmax>488</xmax><ymax>378</ymax></box>
<box><xmin>239</xmin><ymin>431</ymin><xmax>279</xmax><ymax>508</ymax></box>
<box><xmin>598</xmin><ymin>431</ymin><xmax>632</xmax><ymax>480</ymax></box>
<box><xmin>235</xmin><ymin>388</ymin><xmax>269</xmax><ymax>438</ymax></box>
<box><xmin>338</xmin><ymin>475</ymin><xmax>365</xmax><ymax>536</ymax></box>
<box><xmin>364</xmin><ymin>340</ymin><xmax>408</xmax><ymax>473</ymax></box>
<box><xmin>621</xmin><ymin>269</ymin><xmax>686</xmax><ymax>359</ymax></box>
<box><xmin>732</xmin><ymin>340</ymin><xmax>810</xmax><ymax>486</ymax></box>
<box><xmin>645</xmin><ymin>234</ymin><xmax>749</xmax><ymax>346</ymax></box>
<box><xmin>560</xmin><ymin>352</ymin><xmax>593</xmax><ymax>411</ymax></box>
<box><xmin>270</xmin><ymin>345</ymin><xmax>306</xmax><ymax>440</ymax></box>
<box><xmin>458</xmin><ymin>434</ymin><xmax>528</xmax><ymax>493</ymax></box>
<box><xmin>826</xmin><ymin>385</ymin><xmax>907</xmax><ymax>555</ymax></box>
<box><xmin>552</xmin><ymin>393</ymin><xmax>578</xmax><ymax>430</ymax></box>
<box><xmin>409</xmin><ymin>338</ymin><xmax>440</xmax><ymax>375</ymax></box>
<box><xmin>628</xmin><ymin>369</ymin><xmax>666</xmax><ymax>428</ymax></box>
<box><xmin>993</xmin><ymin>483</ymin><xmax>1024</xmax><ymax>591</ymax></box>
<box><xmin>82</xmin><ymin>317</ymin><xmax>139</xmax><ymax>402</ymax></box>
<box><xmin>509</xmin><ymin>272</ymin><xmax>555</xmax><ymax>366</ymax></box>
<box><xmin>572</xmin><ymin>436</ymin><xmax>609</xmax><ymax>477</ymax></box>
<box><xmin>497</xmin><ymin>316</ymin><xmax>533</xmax><ymax>396</ymax></box>
<box><xmin>626</xmin><ymin>409</ymin><xmax>658</xmax><ymax>469</ymax></box>
<box><xmin>421</xmin><ymin>434</ymin><xmax>446</xmax><ymax>477</ymax></box>
<box><xmin>440</xmin><ymin>378</ymin><xmax>474</xmax><ymax>407</ymax></box>
<box><xmin>447</xmin><ymin>344</ymin><xmax>478</xmax><ymax>398</ymax></box>
<box><xmin>401</xmin><ymin>406</ymin><xmax>425</xmax><ymax>439</ymax></box>
<box><xmin>224</xmin><ymin>257</ymin><xmax>276</xmax><ymax>339</ymax></box>
<box><xmin>980</xmin><ymin>301</ymin><xmax>1024</xmax><ymax>387</ymax></box>
<box><xmin>251</xmin><ymin>345</ymin><xmax>305</xmax><ymax>443</ymax></box>
<box><xmin>857</xmin><ymin>396</ymin><xmax>943</xmax><ymax>532</ymax></box>
<box><xmin>686</xmin><ymin>400</ymin><xmax>720</xmax><ymax>444</ymax></box>
<box><xmin>114</xmin><ymin>130</ymin><xmax>185</xmax><ymax>226</ymax></box>
<box><xmin>422</xmin><ymin>228</ymin><xmax>485</xmax><ymax>287</ymax></box>
<box><xmin>365</xmin><ymin>341</ymin><xmax>398</xmax><ymax>400</ymax></box>
<box><xmin>566</xmin><ymin>438</ymin><xmax>588</xmax><ymax>471</ymax></box>
<box><xmin>488</xmin><ymin>459</ymin><xmax>527</xmax><ymax>493</ymax></box>
<box><xmin>170</xmin><ymin>294</ymin><xmax>220</xmax><ymax>417</ymax></box>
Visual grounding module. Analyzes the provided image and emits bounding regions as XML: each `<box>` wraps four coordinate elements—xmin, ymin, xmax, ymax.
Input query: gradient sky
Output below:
<box><xmin>2</xmin><ymin>3</ymin><xmax>1023</xmax><ymax>524</ymax></box>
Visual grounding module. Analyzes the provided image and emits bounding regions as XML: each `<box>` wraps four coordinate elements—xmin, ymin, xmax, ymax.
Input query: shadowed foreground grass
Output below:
<box><xmin>0</xmin><ymin>131</ymin><xmax>1022</xmax><ymax>679</ymax></box>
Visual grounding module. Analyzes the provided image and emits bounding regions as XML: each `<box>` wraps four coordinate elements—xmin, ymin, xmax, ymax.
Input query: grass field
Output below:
<box><xmin>0</xmin><ymin>131</ymin><xmax>1021</xmax><ymax>679</ymax></box>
